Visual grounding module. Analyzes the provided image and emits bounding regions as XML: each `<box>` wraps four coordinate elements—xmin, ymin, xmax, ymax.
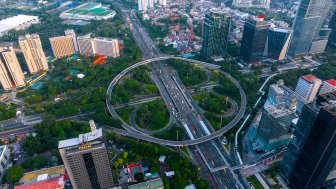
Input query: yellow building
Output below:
<box><xmin>49</xmin><ymin>36</ymin><xmax>75</xmax><ymax>59</ymax></box>
<box><xmin>0</xmin><ymin>43</ymin><xmax>25</xmax><ymax>90</ymax></box>
<box><xmin>19</xmin><ymin>34</ymin><xmax>48</xmax><ymax>74</ymax></box>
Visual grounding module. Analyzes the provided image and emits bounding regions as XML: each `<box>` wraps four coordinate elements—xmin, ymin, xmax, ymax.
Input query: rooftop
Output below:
<box><xmin>326</xmin><ymin>79</ymin><xmax>336</xmax><ymax>87</ymax></box>
<box><xmin>265</xmin><ymin>103</ymin><xmax>295</xmax><ymax>118</ymax></box>
<box><xmin>301</xmin><ymin>74</ymin><xmax>319</xmax><ymax>84</ymax></box>
<box><xmin>271</xmin><ymin>27</ymin><xmax>291</xmax><ymax>33</ymax></box>
<box><xmin>0</xmin><ymin>15</ymin><xmax>39</xmax><ymax>32</ymax></box>
<box><xmin>20</xmin><ymin>165</ymin><xmax>65</xmax><ymax>183</ymax></box>
<box><xmin>58</xmin><ymin>128</ymin><xmax>102</xmax><ymax>149</ymax></box>
<box><xmin>15</xmin><ymin>176</ymin><xmax>64</xmax><ymax>189</ymax></box>
<box><xmin>128</xmin><ymin>178</ymin><xmax>164</xmax><ymax>189</ymax></box>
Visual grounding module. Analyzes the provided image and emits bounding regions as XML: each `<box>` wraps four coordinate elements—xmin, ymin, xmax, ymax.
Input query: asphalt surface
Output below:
<box><xmin>105</xmin><ymin>6</ymin><xmax>249</xmax><ymax>189</ymax></box>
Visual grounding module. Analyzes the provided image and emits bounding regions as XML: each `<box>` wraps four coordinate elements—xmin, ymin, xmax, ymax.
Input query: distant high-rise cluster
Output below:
<box><xmin>0</xmin><ymin>43</ymin><xmax>26</xmax><ymax>90</ymax></box>
<box><xmin>239</xmin><ymin>15</ymin><xmax>293</xmax><ymax>63</ymax></box>
<box><xmin>19</xmin><ymin>34</ymin><xmax>49</xmax><ymax>74</ymax></box>
<box><xmin>251</xmin><ymin>74</ymin><xmax>336</xmax><ymax>153</ymax></box>
<box><xmin>201</xmin><ymin>8</ymin><xmax>231</xmax><ymax>61</ymax></box>
<box><xmin>138</xmin><ymin>0</ymin><xmax>167</xmax><ymax>11</ymax></box>
<box><xmin>287</xmin><ymin>0</ymin><xmax>333</xmax><ymax>57</ymax></box>
<box><xmin>281</xmin><ymin>91</ymin><xmax>336</xmax><ymax>188</ymax></box>
<box><xmin>50</xmin><ymin>30</ymin><xmax>120</xmax><ymax>59</ymax></box>
<box><xmin>0</xmin><ymin>33</ymin><xmax>50</xmax><ymax>91</ymax></box>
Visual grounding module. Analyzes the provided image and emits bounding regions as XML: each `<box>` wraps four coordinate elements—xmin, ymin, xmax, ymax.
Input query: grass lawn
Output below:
<box><xmin>247</xmin><ymin>175</ymin><xmax>264</xmax><ymax>189</ymax></box>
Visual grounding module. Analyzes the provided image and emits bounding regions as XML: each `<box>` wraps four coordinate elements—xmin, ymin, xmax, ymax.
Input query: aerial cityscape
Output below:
<box><xmin>0</xmin><ymin>0</ymin><xmax>335</xmax><ymax>188</ymax></box>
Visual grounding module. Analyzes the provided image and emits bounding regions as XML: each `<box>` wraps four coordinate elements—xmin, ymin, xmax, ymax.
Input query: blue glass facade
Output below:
<box><xmin>281</xmin><ymin>92</ymin><xmax>336</xmax><ymax>188</ymax></box>
<box><xmin>287</xmin><ymin>0</ymin><xmax>332</xmax><ymax>57</ymax></box>
<box><xmin>240</xmin><ymin>18</ymin><xmax>270</xmax><ymax>62</ymax></box>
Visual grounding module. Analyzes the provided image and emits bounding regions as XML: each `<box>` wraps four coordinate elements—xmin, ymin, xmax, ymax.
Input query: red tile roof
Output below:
<box><xmin>326</xmin><ymin>79</ymin><xmax>336</xmax><ymax>87</ymax></box>
<box><xmin>301</xmin><ymin>74</ymin><xmax>318</xmax><ymax>84</ymax></box>
<box><xmin>14</xmin><ymin>176</ymin><xmax>64</xmax><ymax>189</ymax></box>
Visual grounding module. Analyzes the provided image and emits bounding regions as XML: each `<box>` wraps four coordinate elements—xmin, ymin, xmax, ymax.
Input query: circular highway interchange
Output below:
<box><xmin>106</xmin><ymin>56</ymin><xmax>247</xmax><ymax>146</ymax></box>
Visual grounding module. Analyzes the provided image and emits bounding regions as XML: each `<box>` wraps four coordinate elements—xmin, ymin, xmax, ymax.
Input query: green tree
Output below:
<box><xmin>122</xmin><ymin>152</ymin><xmax>128</xmax><ymax>159</ymax></box>
<box><xmin>5</xmin><ymin>165</ymin><xmax>25</xmax><ymax>184</ymax></box>
<box><xmin>134</xmin><ymin>172</ymin><xmax>145</xmax><ymax>182</ymax></box>
<box><xmin>32</xmin><ymin>155</ymin><xmax>47</xmax><ymax>169</ymax></box>
<box><xmin>22</xmin><ymin>157</ymin><xmax>33</xmax><ymax>169</ymax></box>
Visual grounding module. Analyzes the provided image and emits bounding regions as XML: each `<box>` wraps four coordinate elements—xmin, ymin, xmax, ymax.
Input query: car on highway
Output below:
<box><xmin>222</xmin><ymin>137</ymin><xmax>227</xmax><ymax>145</ymax></box>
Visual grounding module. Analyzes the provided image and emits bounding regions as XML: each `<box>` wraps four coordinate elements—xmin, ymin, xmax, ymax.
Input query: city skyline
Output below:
<box><xmin>0</xmin><ymin>0</ymin><xmax>336</xmax><ymax>189</ymax></box>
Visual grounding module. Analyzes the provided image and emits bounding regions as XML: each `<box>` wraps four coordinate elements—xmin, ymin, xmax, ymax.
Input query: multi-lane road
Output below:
<box><xmin>108</xmin><ymin>6</ymin><xmax>249</xmax><ymax>188</ymax></box>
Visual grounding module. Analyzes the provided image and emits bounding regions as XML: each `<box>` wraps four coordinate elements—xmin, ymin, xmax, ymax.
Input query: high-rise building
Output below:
<box><xmin>138</xmin><ymin>0</ymin><xmax>154</xmax><ymax>11</ymax></box>
<box><xmin>327</xmin><ymin>11</ymin><xmax>336</xmax><ymax>50</ymax></box>
<box><xmin>94</xmin><ymin>38</ymin><xmax>119</xmax><ymax>58</ymax></box>
<box><xmin>58</xmin><ymin>128</ymin><xmax>114</xmax><ymax>189</ymax></box>
<box><xmin>65</xmin><ymin>29</ymin><xmax>79</xmax><ymax>52</ymax></box>
<box><xmin>265</xmin><ymin>28</ymin><xmax>292</xmax><ymax>60</ymax></box>
<box><xmin>287</xmin><ymin>0</ymin><xmax>333</xmax><ymax>57</ymax></box>
<box><xmin>158</xmin><ymin>0</ymin><xmax>167</xmax><ymax>6</ymax></box>
<box><xmin>281</xmin><ymin>92</ymin><xmax>336</xmax><ymax>189</ymax></box>
<box><xmin>252</xmin><ymin>103</ymin><xmax>296</xmax><ymax>152</ymax></box>
<box><xmin>77</xmin><ymin>35</ymin><xmax>120</xmax><ymax>58</ymax></box>
<box><xmin>294</xmin><ymin>74</ymin><xmax>322</xmax><ymax>103</ymax></box>
<box><xmin>0</xmin><ymin>43</ymin><xmax>25</xmax><ymax>90</ymax></box>
<box><xmin>49</xmin><ymin>36</ymin><xmax>75</xmax><ymax>59</ymax></box>
<box><xmin>319</xmin><ymin>79</ymin><xmax>336</xmax><ymax>95</ymax></box>
<box><xmin>77</xmin><ymin>34</ymin><xmax>95</xmax><ymax>56</ymax></box>
<box><xmin>201</xmin><ymin>8</ymin><xmax>231</xmax><ymax>61</ymax></box>
<box><xmin>240</xmin><ymin>16</ymin><xmax>270</xmax><ymax>63</ymax></box>
<box><xmin>18</xmin><ymin>34</ymin><xmax>48</xmax><ymax>74</ymax></box>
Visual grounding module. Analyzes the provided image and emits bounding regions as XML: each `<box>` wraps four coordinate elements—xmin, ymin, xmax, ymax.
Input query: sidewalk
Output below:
<box><xmin>255</xmin><ymin>173</ymin><xmax>270</xmax><ymax>189</ymax></box>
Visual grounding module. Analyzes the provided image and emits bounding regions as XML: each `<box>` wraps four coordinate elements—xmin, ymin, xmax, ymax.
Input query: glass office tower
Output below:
<box><xmin>287</xmin><ymin>0</ymin><xmax>332</xmax><ymax>57</ymax></box>
<box><xmin>240</xmin><ymin>16</ymin><xmax>270</xmax><ymax>63</ymax></box>
<box><xmin>201</xmin><ymin>8</ymin><xmax>231</xmax><ymax>61</ymax></box>
<box><xmin>281</xmin><ymin>92</ymin><xmax>336</xmax><ymax>188</ymax></box>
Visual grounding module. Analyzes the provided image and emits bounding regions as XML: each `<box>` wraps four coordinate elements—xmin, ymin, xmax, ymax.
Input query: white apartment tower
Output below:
<box><xmin>295</xmin><ymin>74</ymin><xmax>322</xmax><ymax>103</ymax></box>
<box><xmin>18</xmin><ymin>34</ymin><xmax>48</xmax><ymax>74</ymax></box>
<box><xmin>158</xmin><ymin>0</ymin><xmax>167</xmax><ymax>6</ymax></box>
<box><xmin>77</xmin><ymin>34</ymin><xmax>95</xmax><ymax>56</ymax></box>
<box><xmin>138</xmin><ymin>0</ymin><xmax>155</xmax><ymax>11</ymax></box>
<box><xmin>94</xmin><ymin>38</ymin><xmax>119</xmax><ymax>58</ymax></box>
<box><xmin>0</xmin><ymin>44</ymin><xmax>25</xmax><ymax>90</ymax></box>
<box><xmin>77</xmin><ymin>35</ymin><xmax>120</xmax><ymax>58</ymax></box>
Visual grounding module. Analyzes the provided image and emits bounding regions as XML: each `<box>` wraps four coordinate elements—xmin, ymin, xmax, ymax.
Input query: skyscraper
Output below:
<box><xmin>94</xmin><ymin>38</ymin><xmax>119</xmax><ymax>58</ymax></box>
<box><xmin>294</xmin><ymin>74</ymin><xmax>322</xmax><ymax>103</ymax></box>
<box><xmin>58</xmin><ymin>128</ymin><xmax>114</xmax><ymax>189</ymax></box>
<box><xmin>138</xmin><ymin>0</ymin><xmax>154</xmax><ymax>11</ymax></box>
<box><xmin>0</xmin><ymin>43</ymin><xmax>25</xmax><ymax>90</ymax></box>
<box><xmin>240</xmin><ymin>16</ymin><xmax>270</xmax><ymax>63</ymax></box>
<box><xmin>327</xmin><ymin>11</ymin><xmax>336</xmax><ymax>50</ymax></box>
<box><xmin>319</xmin><ymin>79</ymin><xmax>336</xmax><ymax>95</ymax></box>
<box><xmin>287</xmin><ymin>0</ymin><xmax>333</xmax><ymax>57</ymax></box>
<box><xmin>77</xmin><ymin>35</ymin><xmax>120</xmax><ymax>58</ymax></box>
<box><xmin>281</xmin><ymin>92</ymin><xmax>336</xmax><ymax>189</ymax></box>
<box><xmin>265</xmin><ymin>28</ymin><xmax>292</xmax><ymax>60</ymax></box>
<box><xmin>77</xmin><ymin>34</ymin><xmax>95</xmax><ymax>56</ymax></box>
<box><xmin>201</xmin><ymin>8</ymin><xmax>231</xmax><ymax>61</ymax></box>
<box><xmin>252</xmin><ymin>103</ymin><xmax>296</xmax><ymax>152</ymax></box>
<box><xmin>18</xmin><ymin>34</ymin><xmax>48</xmax><ymax>74</ymax></box>
<box><xmin>49</xmin><ymin>36</ymin><xmax>75</xmax><ymax>59</ymax></box>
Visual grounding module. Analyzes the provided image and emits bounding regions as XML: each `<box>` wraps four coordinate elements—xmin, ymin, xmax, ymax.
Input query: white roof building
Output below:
<box><xmin>0</xmin><ymin>15</ymin><xmax>39</xmax><ymax>37</ymax></box>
